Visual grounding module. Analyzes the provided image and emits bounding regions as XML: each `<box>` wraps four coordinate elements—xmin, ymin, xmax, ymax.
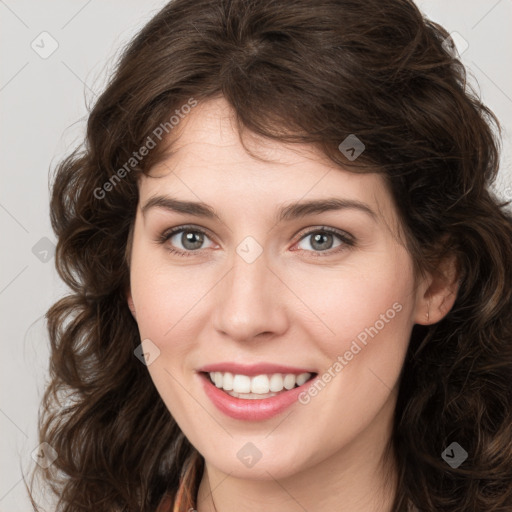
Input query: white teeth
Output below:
<box><xmin>283</xmin><ymin>374</ymin><xmax>296</xmax><ymax>390</ymax></box>
<box><xmin>251</xmin><ymin>374</ymin><xmax>269</xmax><ymax>394</ymax></box>
<box><xmin>222</xmin><ymin>372</ymin><xmax>233</xmax><ymax>391</ymax></box>
<box><xmin>208</xmin><ymin>371</ymin><xmax>313</xmax><ymax>395</ymax></box>
<box><xmin>269</xmin><ymin>373</ymin><xmax>283</xmax><ymax>392</ymax></box>
<box><xmin>296</xmin><ymin>373</ymin><xmax>310</xmax><ymax>386</ymax></box>
<box><xmin>233</xmin><ymin>374</ymin><xmax>251</xmax><ymax>393</ymax></box>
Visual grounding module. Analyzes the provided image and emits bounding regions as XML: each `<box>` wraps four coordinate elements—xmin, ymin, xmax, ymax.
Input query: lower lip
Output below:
<box><xmin>198</xmin><ymin>372</ymin><xmax>318</xmax><ymax>421</ymax></box>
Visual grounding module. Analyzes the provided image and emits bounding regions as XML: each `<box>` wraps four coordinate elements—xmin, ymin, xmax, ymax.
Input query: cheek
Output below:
<box><xmin>289</xmin><ymin>251</ymin><xmax>416</xmax><ymax>442</ymax></box>
<box><xmin>130</xmin><ymin>242</ymin><xmax>183</xmax><ymax>338</ymax></box>
<box><xmin>131</xmin><ymin>271</ymin><xmax>203</xmax><ymax>344</ymax></box>
<box><xmin>294</xmin><ymin>247</ymin><xmax>416</xmax><ymax>366</ymax></box>
<box><xmin>129</xmin><ymin>261</ymin><xmax>208</xmax><ymax>415</ymax></box>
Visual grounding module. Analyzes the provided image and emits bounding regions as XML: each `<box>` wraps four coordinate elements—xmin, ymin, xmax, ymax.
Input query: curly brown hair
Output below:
<box><xmin>26</xmin><ymin>0</ymin><xmax>512</xmax><ymax>511</ymax></box>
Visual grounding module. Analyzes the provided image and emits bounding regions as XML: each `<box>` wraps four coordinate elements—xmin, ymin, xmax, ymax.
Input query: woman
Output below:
<box><xmin>28</xmin><ymin>0</ymin><xmax>512</xmax><ymax>511</ymax></box>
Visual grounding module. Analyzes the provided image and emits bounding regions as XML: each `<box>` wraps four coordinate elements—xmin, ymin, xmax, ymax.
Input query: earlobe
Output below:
<box><xmin>414</xmin><ymin>254</ymin><xmax>459</xmax><ymax>326</ymax></box>
<box><xmin>126</xmin><ymin>291</ymin><xmax>137</xmax><ymax>320</ymax></box>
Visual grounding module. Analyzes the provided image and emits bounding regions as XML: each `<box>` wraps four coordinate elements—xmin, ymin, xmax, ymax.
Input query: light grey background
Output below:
<box><xmin>1</xmin><ymin>1</ymin><xmax>511</xmax><ymax>510</ymax></box>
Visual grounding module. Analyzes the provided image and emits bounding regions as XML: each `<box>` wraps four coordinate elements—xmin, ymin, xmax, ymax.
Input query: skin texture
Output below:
<box><xmin>127</xmin><ymin>97</ymin><xmax>458</xmax><ymax>512</ymax></box>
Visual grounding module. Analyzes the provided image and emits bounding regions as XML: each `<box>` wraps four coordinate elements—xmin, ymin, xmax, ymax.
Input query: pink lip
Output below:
<box><xmin>197</xmin><ymin>362</ymin><xmax>315</xmax><ymax>376</ymax></box>
<box><xmin>197</xmin><ymin>372</ymin><xmax>319</xmax><ymax>421</ymax></box>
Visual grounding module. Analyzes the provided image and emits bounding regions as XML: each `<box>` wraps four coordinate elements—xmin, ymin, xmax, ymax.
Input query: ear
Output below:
<box><xmin>413</xmin><ymin>253</ymin><xmax>460</xmax><ymax>325</ymax></box>
<box><xmin>126</xmin><ymin>289</ymin><xmax>137</xmax><ymax>320</ymax></box>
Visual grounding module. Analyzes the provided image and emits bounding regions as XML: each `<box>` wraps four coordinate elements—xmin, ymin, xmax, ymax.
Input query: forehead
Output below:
<box><xmin>139</xmin><ymin>97</ymin><xmax>396</xmax><ymax>225</ymax></box>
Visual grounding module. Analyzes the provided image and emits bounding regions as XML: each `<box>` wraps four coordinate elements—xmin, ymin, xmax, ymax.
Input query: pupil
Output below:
<box><xmin>312</xmin><ymin>232</ymin><xmax>332</xmax><ymax>251</ymax></box>
<box><xmin>183</xmin><ymin>231</ymin><xmax>203</xmax><ymax>250</ymax></box>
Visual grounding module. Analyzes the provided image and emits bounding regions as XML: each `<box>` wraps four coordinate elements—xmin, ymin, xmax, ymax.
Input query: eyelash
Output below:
<box><xmin>155</xmin><ymin>224</ymin><xmax>355</xmax><ymax>258</ymax></box>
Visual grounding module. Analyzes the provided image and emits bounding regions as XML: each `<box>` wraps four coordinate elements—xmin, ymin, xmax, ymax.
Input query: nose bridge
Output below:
<box><xmin>212</xmin><ymin>242</ymin><xmax>287</xmax><ymax>341</ymax></box>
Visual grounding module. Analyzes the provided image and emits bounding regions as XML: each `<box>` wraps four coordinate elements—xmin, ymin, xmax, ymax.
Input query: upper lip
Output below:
<box><xmin>197</xmin><ymin>362</ymin><xmax>317</xmax><ymax>377</ymax></box>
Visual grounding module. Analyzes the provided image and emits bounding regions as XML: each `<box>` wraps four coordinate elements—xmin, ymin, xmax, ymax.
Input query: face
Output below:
<box><xmin>127</xmin><ymin>96</ymin><xmax>432</xmax><ymax>481</ymax></box>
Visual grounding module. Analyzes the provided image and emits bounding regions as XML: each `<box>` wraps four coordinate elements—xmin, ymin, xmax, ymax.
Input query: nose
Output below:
<box><xmin>212</xmin><ymin>246</ymin><xmax>289</xmax><ymax>342</ymax></box>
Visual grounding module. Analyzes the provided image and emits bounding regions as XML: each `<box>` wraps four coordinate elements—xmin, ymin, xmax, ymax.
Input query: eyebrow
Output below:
<box><xmin>141</xmin><ymin>195</ymin><xmax>377</xmax><ymax>223</ymax></box>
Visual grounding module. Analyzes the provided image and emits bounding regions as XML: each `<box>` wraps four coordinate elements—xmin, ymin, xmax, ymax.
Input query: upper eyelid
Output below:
<box><xmin>163</xmin><ymin>224</ymin><xmax>216</xmax><ymax>242</ymax></box>
<box><xmin>295</xmin><ymin>225</ymin><xmax>353</xmax><ymax>241</ymax></box>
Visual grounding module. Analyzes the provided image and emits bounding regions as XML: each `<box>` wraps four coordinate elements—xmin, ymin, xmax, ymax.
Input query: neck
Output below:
<box><xmin>195</xmin><ymin>391</ymin><xmax>398</xmax><ymax>512</ymax></box>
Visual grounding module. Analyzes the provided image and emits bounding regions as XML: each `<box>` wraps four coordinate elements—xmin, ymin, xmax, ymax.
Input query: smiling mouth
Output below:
<box><xmin>201</xmin><ymin>371</ymin><xmax>318</xmax><ymax>399</ymax></box>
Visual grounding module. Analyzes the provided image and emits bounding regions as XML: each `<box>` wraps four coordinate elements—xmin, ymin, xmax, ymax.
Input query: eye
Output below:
<box><xmin>294</xmin><ymin>227</ymin><xmax>354</xmax><ymax>256</ymax></box>
<box><xmin>156</xmin><ymin>225</ymin><xmax>355</xmax><ymax>258</ymax></box>
<box><xmin>156</xmin><ymin>225</ymin><xmax>215</xmax><ymax>256</ymax></box>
